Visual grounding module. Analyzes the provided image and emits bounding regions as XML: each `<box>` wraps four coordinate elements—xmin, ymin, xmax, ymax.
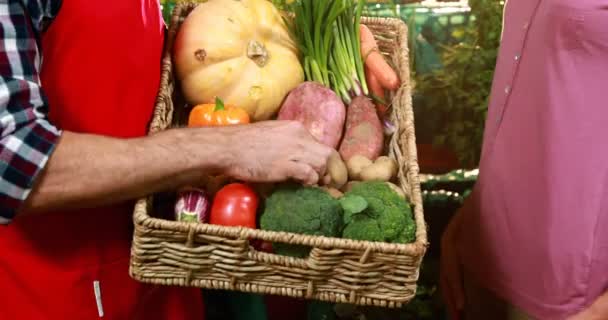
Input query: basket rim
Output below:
<box><xmin>134</xmin><ymin>197</ymin><xmax>426</xmax><ymax>257</ymax></box>
<box><xmin>135</xmin><ymin>1</ymin><xmax>428</xmax><ymax>258</ymax></box>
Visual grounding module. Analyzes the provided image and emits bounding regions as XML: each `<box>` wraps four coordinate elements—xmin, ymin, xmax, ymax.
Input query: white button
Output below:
<box><xmin>515</xmin><ymin>54</ymin><xmax>520</xmax><ymax>61</ymax></box>
<box><xmin>523</xmin><ymin>22</ymin><xmax>529</xmax><ymax>29</ymax></box>
<box><xmin>505</xmin><ymin>85</ymin><xmax>511</xmax><ymax>94</ymax></box>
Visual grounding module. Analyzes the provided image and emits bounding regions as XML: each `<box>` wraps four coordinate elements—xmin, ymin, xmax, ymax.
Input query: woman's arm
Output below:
<box><xmin>569</xmin><ymin>292</ymin><xmax>608</xmax><ymax>320</ymax></box>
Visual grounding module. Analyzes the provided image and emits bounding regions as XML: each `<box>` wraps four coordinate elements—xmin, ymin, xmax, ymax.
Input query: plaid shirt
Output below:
<box><xmin>0</xmin><ymin>0</ymin><xmax>62</xmax><ymax>223</ymax></box>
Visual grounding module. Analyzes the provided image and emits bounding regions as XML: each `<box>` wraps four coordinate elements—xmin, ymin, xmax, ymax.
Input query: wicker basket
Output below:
<box><xmin>129</xmin><ymin>3</ymin><xmax>427</xmax><ymax>308</ymax></box>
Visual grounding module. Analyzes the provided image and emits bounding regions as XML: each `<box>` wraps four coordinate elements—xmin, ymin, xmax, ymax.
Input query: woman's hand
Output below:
<box><xmin>568</xmin><ymin>291</ymin><xmax>608</xmax><ymax>320</ymax></box>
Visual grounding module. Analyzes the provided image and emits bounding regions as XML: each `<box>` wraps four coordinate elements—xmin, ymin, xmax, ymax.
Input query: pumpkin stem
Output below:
<box><xmin>214</xmin><ymin>97</ymin><xmax>225</xmax><ymax>111</ymax></box>
<box><xmin>247</xmin><ymin>40</ymin><xmax>270</xmax><ymax>67</ymax></box>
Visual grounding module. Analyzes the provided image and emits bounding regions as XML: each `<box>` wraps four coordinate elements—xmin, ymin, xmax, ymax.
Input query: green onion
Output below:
<box><xmin>287</xmin><ymin>0</ymin><xmax>368</xmax><ymax>103</ymax></box>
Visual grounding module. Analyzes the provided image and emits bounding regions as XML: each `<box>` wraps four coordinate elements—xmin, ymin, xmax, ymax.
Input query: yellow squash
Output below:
<box><xmin>173</xmin><ymin>0</ymin><xmax>304</xmax><ymax>121</ymax></box>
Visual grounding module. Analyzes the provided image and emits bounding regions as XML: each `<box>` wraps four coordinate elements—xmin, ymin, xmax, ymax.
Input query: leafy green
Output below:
<box><xmin>339</xmin><ymin>194</ymin><xmax>368</xmax><ymax>219</ymax></box>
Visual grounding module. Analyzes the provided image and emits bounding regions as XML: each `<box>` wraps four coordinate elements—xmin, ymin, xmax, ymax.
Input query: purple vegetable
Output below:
<box><xmin>383</xmin><ymin>118</ymin><xmax>396</xmax><ymax>136</ymax></box>
<box><xmin>174</xmin><ymin>187</ymin><xmax>210</xmax><ymax>223</ymax></box>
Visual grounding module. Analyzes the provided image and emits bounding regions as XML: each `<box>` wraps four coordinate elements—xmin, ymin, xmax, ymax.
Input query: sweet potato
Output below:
<box><xmin>338</xmin><ymin>96</ymin><xmax>384</xmax><ymax>162</ymax></box>
<box><xmin>278</xmin><ymin>82</ymin><xmax>346</xmax><ymax>148</ymax></box>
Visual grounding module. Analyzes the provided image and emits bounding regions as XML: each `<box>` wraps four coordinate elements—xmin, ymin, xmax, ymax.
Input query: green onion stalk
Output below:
<box><xmin>287</xmin><ymin>0</ymin><xmax>368</xmax><ymax>104</ymax></box>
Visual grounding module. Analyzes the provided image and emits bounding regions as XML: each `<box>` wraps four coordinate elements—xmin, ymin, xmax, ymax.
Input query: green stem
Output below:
<box><xmin>304</xmin><ymin>56</ymin><xmax>312</xmax><ymax>82</ymax></box>
<box><xmin>214</xmin><ymin>97</ymin><xmax>225</xmax><ymax>111</ymax></box>
<box><xmin>310</xmin><ymin>60</ymin><xmax>324</xmax><ymax>86</ymax></box>
<box><xmin>354</xmin><ymin>0</ymin><xmax>368</xmax><ymax>95</ymax></box>
<box><xmin>291</xmin><ymin>0</ymin><xmax>368</xmax><ymax>102</ymax></box>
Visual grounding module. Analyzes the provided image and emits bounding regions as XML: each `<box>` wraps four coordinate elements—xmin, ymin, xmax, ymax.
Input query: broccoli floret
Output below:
<box><xmin>342</xmin><ymin>216</ymin><xmax>383</xmax><ymax>242</ymax></box>
<box><xmin>395</xmin><ymin>219</ymin><xmax>417</xmax><ymax>244</ymax></box>
<box><xmin>340</xmin><ymin>182</ymin><xmax>416</xmax><ymax>244</ymax></box>
<box><xmin>260</xmin><ymin>184</ymin><xmax>344</xmax><ymax>257</ymax></box>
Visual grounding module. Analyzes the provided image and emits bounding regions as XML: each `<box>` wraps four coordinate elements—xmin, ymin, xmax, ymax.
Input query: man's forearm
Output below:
<box><xmin>21</xmin><ymin>128</ymin><xmax>227</xmax><ymax>214</ymax></box>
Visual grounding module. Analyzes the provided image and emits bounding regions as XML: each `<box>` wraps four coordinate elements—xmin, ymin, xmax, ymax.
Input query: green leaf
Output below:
<box><xmin>339</xmin><ymin>194</ymin><xmax>368</xmax><ymax>217</ymax></box>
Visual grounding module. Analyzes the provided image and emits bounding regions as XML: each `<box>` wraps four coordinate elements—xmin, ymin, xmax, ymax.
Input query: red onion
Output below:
<box><xmin>383</xmin><ymin>118</ymin><xmax>396</xmax><ymax>135</ymax></box>
<box><xmin>174</xmin><ymin>187</ymin><xmax>210</xmax><ymax>223</ymax></box>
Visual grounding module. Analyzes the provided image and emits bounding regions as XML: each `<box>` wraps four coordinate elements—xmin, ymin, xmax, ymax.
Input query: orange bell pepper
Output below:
<box><xmin>188</xmin><ymin>97</ymin><xmax>250</xmax><ymax>127</ymax></box>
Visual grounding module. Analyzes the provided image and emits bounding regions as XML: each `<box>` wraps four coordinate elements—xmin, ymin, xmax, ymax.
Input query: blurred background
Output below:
<box><xmin>160</xmin><ymin>1</ymin><xmax>504</xmax><ymax>318</ymax></box>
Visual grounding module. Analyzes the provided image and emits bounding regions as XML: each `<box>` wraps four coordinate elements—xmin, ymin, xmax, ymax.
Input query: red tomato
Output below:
<box><xmin>210</xmin><ymin>183</ymin><xmax>259</xmax><ymax>228</ymax></box>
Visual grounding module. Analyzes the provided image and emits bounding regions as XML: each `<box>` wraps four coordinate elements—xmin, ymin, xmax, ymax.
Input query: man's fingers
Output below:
<box><xmin>295</xmin><ymin>142</ymin><xmax>333</xmax><ymax>178</ymax></box>
<box><xmin>290</xmin><ymin>154</ymin><xmax>327</xmax><ymax>179</ymax></box>
<box><xmin>285</xmin><ymin>162</ymin><xmax>319</xmax><ymax>185</ymax></box>
<box><xmin>322</xmin><ymin>174</ymin><xmax>332</xmax><ymax>186</ymax></box>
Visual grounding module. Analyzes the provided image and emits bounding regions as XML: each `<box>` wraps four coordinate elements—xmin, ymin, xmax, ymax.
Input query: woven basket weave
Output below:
<box><xmin>130</xmin><ymin>3</ymin><xmax>427</xmax><ymax>308</ymax></box>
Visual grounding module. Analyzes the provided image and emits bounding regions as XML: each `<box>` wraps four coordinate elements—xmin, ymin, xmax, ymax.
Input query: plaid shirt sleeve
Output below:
<box><xmin>0</xmin><ymin>0</ymin><xmax>62</xmax><ymax>223</ymax></box>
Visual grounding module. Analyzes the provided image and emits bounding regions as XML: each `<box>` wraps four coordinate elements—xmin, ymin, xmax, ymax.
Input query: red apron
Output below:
<box><xmin>0</xmin><ymin>0</ymin><xmax>204</xmax><ymax>319</ymax></box>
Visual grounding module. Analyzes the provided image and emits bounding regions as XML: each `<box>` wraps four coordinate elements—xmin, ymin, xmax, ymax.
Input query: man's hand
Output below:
<box><xmin>440</xmin><ymin>209</ymin><xmax>466</xmax><ymax>320</ymax></box>
<box><xmin>223</xmin><ymin>121</ymin><xmax>333</xmax><ymax>186</ymax></box>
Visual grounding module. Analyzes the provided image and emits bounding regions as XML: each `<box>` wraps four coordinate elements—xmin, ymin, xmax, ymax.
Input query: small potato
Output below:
<box><xmin>374</xmin><ymin>156</ymin><xmax>399</xmax><ymax>181</ymax></box>
<box><xmin>341</xmin><ymin>181</ymin><xmax>361</xmax><ymax>193</ymax></box>
<box><xmin>325</xmin><ymin>151</ymin><xmax>348</xmax><ymax>189</ymax></box>
<box><xmin>321</xmin><ymin>187</ymin><xmax>344</xmax><ymax>199</ymax></box>
<box><xmin>360</xmin><ymin>157</ymin><xmax>398</xmax><ymax>182</ymax></box>
<box><xmin>386</xmin><ymin>182</ymin><xmax>406</xmax><ymax>199</ymax></box>
<box><xmin>346</xmin><ymin>155</ymin><xmax>373</xmax><ymax>180</ymax></box>
<box><xmin>375</xmin><ymin>156</ymin><xmax>398</xmax><ymax>176</ymax></box>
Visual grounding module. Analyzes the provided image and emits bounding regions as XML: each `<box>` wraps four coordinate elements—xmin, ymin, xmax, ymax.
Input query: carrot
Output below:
<box><xmin>366</xmin><ymin>64</ymin><xmax>389</xmax><ymax>118</ymax></box>
<box><xmin>359</xmin><ymin>24</ymin><xmax>400</xmax><ymax>90</ymax></box>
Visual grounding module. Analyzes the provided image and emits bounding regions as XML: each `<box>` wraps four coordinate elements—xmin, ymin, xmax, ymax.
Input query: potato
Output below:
<box><xmin>338</xmin><ymin>96</ymin><xmax>384</xmax><ymax>162</ymax></box>
<box><xmin>375</xmin><ymin>156</ymin><xmax>398</xmax><ymax>171</ymax></box>
<box><xmin>360</xmin><ymin>156</ymin><xmax>398</xmax><ymax>182</ymax></box>
<box><xmin>320</xmin><ymin>187</ymin><xmax>344</xmax><ymax>199</ymax></box>
<box><xmin>341</xmin><ymin>181</ymin><xmax>361</xmax><ymax>193</ymax></box>
<box><xmin>324</xmin><ymin>151</ymin><xmax>348</xmax><ymax>189</ymax></box>
<box><xmin>346</xmin><ymin>155</ymin><xmax>373</xmax><ymax>180</ymax></box>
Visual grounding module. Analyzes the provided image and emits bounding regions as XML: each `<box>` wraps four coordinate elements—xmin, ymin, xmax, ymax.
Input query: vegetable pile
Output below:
<box><xmin>171</xmin><ymin>0</ymin><xmax>414</xmax><ymax>254</ymax></box>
